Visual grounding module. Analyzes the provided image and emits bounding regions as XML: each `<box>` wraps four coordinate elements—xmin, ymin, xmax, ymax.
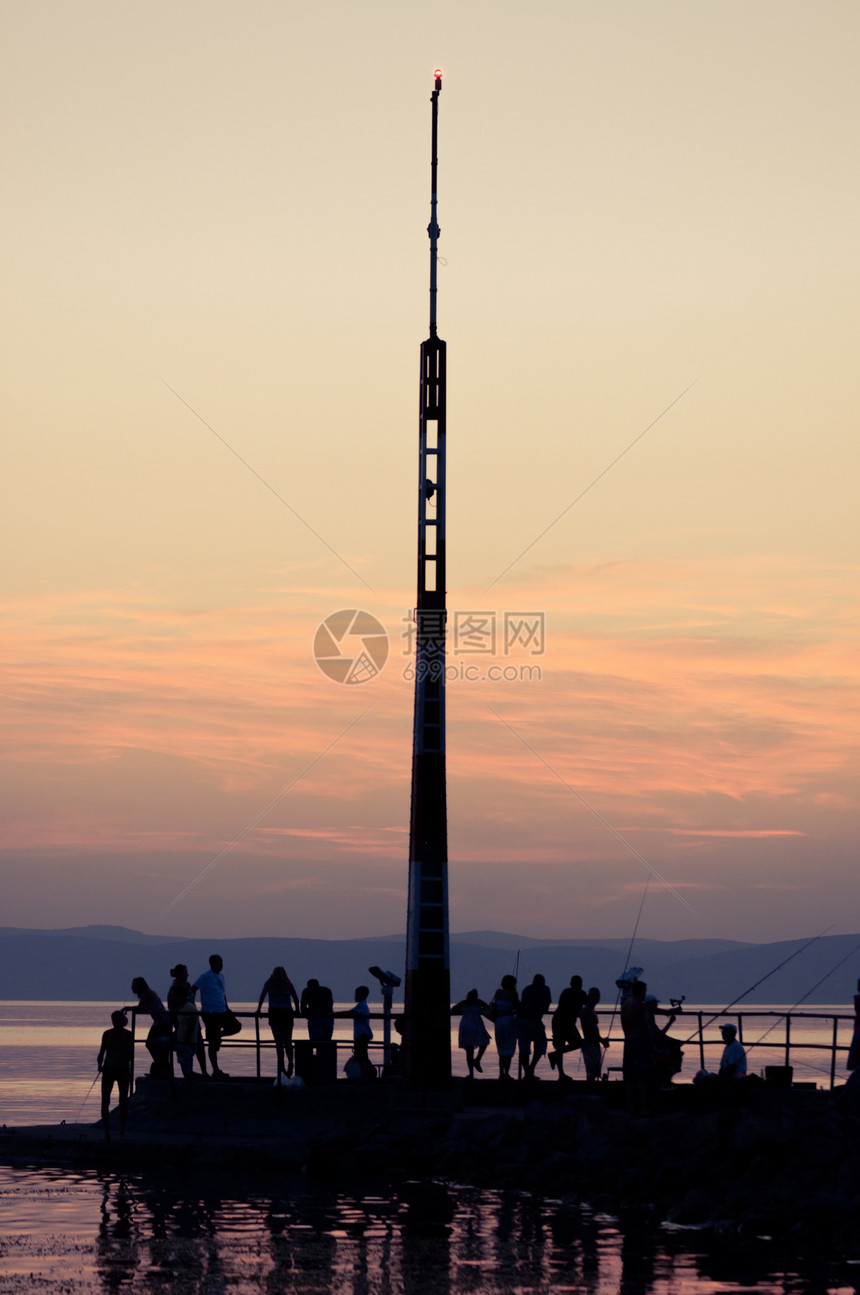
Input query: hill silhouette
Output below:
<box><xmin>1</xmin><ymin>926</ymin><xmax>856</xmax><ymax>1007</ymax></box>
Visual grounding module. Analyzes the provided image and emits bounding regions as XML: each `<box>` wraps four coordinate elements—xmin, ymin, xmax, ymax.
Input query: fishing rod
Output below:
<box><xmin>74</xmin><ymin>1071</ymin><xmax>101</xmax><ymax>1124</ymax></box>
<box><xmin>744</xmin><ymin>936</ymin><xmax>860</xmax><ymax>1058</ymax></box>
<box><xmin>601</xmin><ymin>877</ymin><xmax>651</xmax><ymax>1065</ymax></box>
<box><xmin>600</xmin><ymin>880</ymin><xmax>647</xmax><ymax>1061</ymax></box>
<box><xmin>681</xmin><ymin>924</ymin><xmax>835</xmax><ymax>1046</ymax></box>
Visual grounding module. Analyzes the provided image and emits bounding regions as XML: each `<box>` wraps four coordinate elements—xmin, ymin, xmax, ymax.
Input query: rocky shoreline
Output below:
<box><xmin>2</xmin><ymin>1080</ymin><xmax>859</xmax><ymax>1256</ymax></box>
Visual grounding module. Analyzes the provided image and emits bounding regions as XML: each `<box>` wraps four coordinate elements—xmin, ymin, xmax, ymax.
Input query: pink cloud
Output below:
<box><xmin>1</xmin><ymin>555</ymin><xmax>858</xmax><ymax>937</ymax></box>
<box><xmin>666</xmin><ymin>829</ymin><xmax>805</xmax><ymax>838</ymax></box>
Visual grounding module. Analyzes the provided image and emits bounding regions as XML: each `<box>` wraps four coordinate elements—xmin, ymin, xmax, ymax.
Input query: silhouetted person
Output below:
<box><xmin>130</xmin><ymin>977</ymin><xmax>171</xmax><ymax>1075</ymax></box>
<box><xmin>847</xmin><ymin>977</ymin><xmax>860</xmax><ymax>1072</ymax></box>
<box><xmin>718</xmin><ymin>1023</ymin><xmax>747</xmax><ymax>1080</ymax></box>
<box><xmin>257</xmin><ymin>966</ymin><xmax>300</xmax><ymax>1080</ymax></box>
<box><xmin>301</xmin><ymin>977</ymin><xmax>334</xmax><ymax>1041</ymax></box>
<box><xmin>193</xmin><ymin>954</ymin><xmax>231</xmax><ymax>1079</ymax></box>
<box><xmin>167</xmin><ymin>963</ymin><xmax>207</xmax><ymax>1079</ymax></box>
<box><xmin>621</xmin><ymin>979</ymin><xmax>655</xmax><ymax>1114</ymax></box>
<box><xmin>548</xmin><ymin>974</ymin><xmax>587</xmax><ymax>1079</ymax></box>
<box><xmin>350</xmin><ymin>985</ymin><xmax>376</xmax><ymax>1080</ymax></box>
<box><xmin>645</xmin><ymin>994</ymin><xmax>682</xmax><ymax>1088</ymax></box>
<box><xmin>491</xmin><ymin>974</ymin><xmax>519</xmax><ymax>1079</ymax></box>
<box><xmin>97</xmin><ymin>1009</ymin><xmax>133</xmax><ymax>1140</ymax></box>
<box><xmin>518</xmin><ymin>973</ymin><xmax>551</xmax><ymax>1079</ymax></box>
<box><xmin>451</xmin><ymin>988</ymin><xmax>491</xmax><ymax>1078</ymax></box>
<box><xmin>838</xmin><ymin>1068</ymin><xmax>860</xmax><ymax>1115</ymax></box>
<box><xmin>580</xmin><ymin>986</ymin><xmax>609</xmax><ymax>1083</ymax></box>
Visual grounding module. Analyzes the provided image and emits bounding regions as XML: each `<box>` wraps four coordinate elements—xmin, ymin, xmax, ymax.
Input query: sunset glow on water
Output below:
<box><xmin>0</xmin><ymin>1003</ymin><xmax>853</xmax><ymax>1128</ymax></box>
<box><xmin>0</xmin><ymin>1166</ymin><xmax>855</xmax><ymax>1295</ymax></box>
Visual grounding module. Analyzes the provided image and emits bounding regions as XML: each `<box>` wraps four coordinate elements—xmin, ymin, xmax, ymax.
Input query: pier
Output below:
<box><xmin>3</xmin><ymin>1061</ymin><xmax>860</xmax><ymax>1254</ymax></box>
<box><xmin>123</xmin><ymin>1004</ymin><xmax>857</xmax><ymax>1093</ymax></box>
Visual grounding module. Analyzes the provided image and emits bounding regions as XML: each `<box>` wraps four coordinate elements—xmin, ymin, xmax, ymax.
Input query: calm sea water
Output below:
<box><xmin>0</xmin><ymin>1165</ymin><xmax>857</xmax><ymax>1294</ymax></box>
<box><xmin>0</xmin><ymin>1002</ymin><xmax>853</xmax><ymax>1127</ymax></box>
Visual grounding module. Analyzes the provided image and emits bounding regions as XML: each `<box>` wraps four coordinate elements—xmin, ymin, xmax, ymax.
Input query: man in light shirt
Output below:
<box><xmin>718</xmin><ymin>1023</ymin><xmax>747</xmax><ymax>1080</ymax></box>
<box><xmin>193</xmin><ymin>953</ymin><xmax>230</xmax><ymax>1080</ymax></box>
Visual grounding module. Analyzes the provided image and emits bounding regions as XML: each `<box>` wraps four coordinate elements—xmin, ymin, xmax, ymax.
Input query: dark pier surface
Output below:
<box><xmin>3</xmin><ymin>1078</ymin><xmax>860</xmax><ymax>1252</ymax></box>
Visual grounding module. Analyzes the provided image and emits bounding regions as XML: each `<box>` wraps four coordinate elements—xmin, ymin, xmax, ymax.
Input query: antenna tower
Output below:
<box><xmin>403</xmin><ymin>70</ymin><xmax>451</xmax><ymax>1090</ymax></box>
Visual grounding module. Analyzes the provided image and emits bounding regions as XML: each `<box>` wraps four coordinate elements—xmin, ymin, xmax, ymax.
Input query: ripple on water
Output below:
<box><xmin>0</xmin><ymin>1165</ymin><xmax>855</xmax><ymax>1294</ymax></box>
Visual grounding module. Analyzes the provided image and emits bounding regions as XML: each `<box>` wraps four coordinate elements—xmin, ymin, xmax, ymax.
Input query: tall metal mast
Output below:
<box><xmin>404</xmin><ymin>70</ymin><xmax>451</xmax><ymax>1091</ymax></box>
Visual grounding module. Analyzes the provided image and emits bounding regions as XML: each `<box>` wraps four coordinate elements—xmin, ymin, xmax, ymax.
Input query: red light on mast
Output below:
<box><xmin>434</xmin><ymin>68</ymin><xmax>443</xmax><ymax>78</ymax></box>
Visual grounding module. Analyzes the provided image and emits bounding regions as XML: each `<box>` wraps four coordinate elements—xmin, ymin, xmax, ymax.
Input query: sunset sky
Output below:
<box><xmin>3</xmin><ymin>2</ymin><xmax>858</xmax><ymax>945</ymax></box>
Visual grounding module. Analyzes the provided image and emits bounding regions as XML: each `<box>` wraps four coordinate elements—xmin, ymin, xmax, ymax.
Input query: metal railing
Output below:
<box><xmin>598</xmin><ymin>1006</ymin><xmax>856</xmax><ymax>1090</ymax></box>
<box><xmin>127</xmin><ymin>1009</ymin><xmax>391</xmax><ymax>1090</ymax></box>
<box><xmin>126</xmin><ymin>1006</ymin><xmax>857</xmax><ymax>1091</ymax></box>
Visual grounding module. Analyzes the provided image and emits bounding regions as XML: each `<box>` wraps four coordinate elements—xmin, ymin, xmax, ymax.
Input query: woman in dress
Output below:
<box><xmin>257</xmin><ymin>966</ymin><xmax>300</xmax><ymax>1080</ymax></box>
<box><xmin>847</xmin><ymin>977</ymin><xmax>860</xmax><ymax>1072</ymax></box>
<box><xmin>130</xmin><ymin>976</ymin><xmax>171</xmax><ymax>1073</ymax></box>
<box><xmin>491</xmin><ymin>974</ymin><xmax>519</xmax><ymax>1080</ymax></box>
<box><xmin>451</xmin><ymin>988</ymin><xmax>492</xmax><ymax>1078</ymax></box>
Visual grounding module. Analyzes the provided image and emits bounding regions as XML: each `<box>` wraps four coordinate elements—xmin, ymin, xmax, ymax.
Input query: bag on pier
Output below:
<box><xmin>221</xmin><ymin>1011</ymin><xmax>243</xmax><ymax>1037</ymax></box>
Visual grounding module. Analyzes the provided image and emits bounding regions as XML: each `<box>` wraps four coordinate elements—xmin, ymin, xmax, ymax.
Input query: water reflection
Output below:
<box><xmin>0</xmin><ymin>1165</ymin><xmax>856</xmax><ymax>1294</ymax></box>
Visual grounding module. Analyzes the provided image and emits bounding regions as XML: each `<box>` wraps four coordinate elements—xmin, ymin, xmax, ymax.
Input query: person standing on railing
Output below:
<box><xmin>193</xmin><ymin>954</ymin><xmax>231</xmax><ymax>1080</ymax></box>
<box><xmin>257</xmin><ymin>966</ymin><xmax>300</xmax><ymax>1081</ymax></box>
<box><xmin>847</xmin><ymin>978</ymin><xmax>860</xmax><ymax>1072</ymax></box>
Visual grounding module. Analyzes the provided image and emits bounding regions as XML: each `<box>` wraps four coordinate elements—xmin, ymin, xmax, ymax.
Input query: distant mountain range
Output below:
<box><xmin>1</xmin><ymin>925</ymin><xmax>857</xmax><ymax>1007</ymax></box>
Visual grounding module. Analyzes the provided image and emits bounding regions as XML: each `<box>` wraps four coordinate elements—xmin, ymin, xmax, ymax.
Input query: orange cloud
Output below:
<box><xmin>666</xmin><ymin>829</ymin><xmax>805</xmax><ymax>838</ymax></box>
<box><xmin>1</xmin><ymin>554</ymin><xmax>857</xmax><ymax>939</ymax></box>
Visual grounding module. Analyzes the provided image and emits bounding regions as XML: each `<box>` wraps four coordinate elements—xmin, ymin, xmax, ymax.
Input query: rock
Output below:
<box><xmin>528</xmin><ymin>1151</ymin><xmax>576</xmax><ymax>1192</ymax></box>
<box><xmin>667</xmin><ymin>1186</ymin><xmax>716</xmax><ymax>1225</ymax></box>
<box><xmin>728</xmin><ymin>1114</ymin><xmax>791</xmax><ymax>1152</ymax></box>
<box><xmin>795</xmin><ymin>1135</ymin><xmax>846</xmax><ymax>1170</ymax></box>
